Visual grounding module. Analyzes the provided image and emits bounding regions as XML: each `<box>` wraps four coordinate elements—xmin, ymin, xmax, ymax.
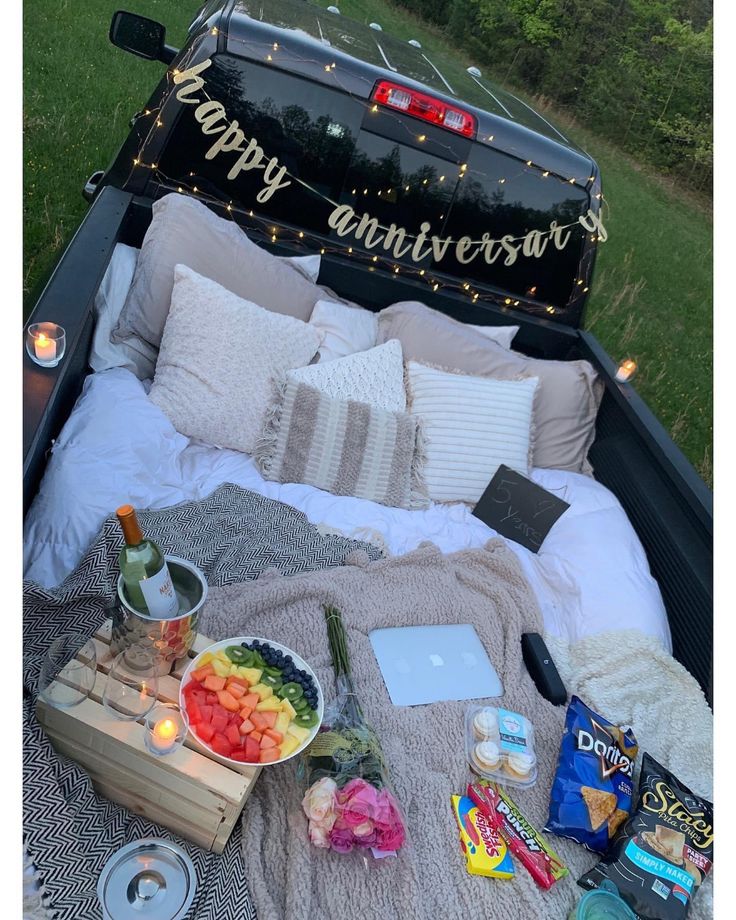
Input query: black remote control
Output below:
<box><xmin>521</xmin><ymin>633</ymin><xmax>567</xmax><ymax>706</ymax></box>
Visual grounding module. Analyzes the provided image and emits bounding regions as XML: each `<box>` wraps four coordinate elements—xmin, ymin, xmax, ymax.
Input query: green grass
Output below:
<box><xmin>23</xmin><ymin>0</ymin><xmax>712</xmax><ymax>484</ymax></box>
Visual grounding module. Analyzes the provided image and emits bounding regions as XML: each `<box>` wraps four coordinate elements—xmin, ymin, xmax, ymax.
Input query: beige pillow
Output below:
<box><xmin>149</xmin><ymin>265</ymin><xmax>322</xmax><ymax>453</ymax></box>
<box><xmin>378</xmin><ymin>300</ymin><xmax>603</xmax><ymax>473</ymax></box>
<box><xmin>113</xmin><ymin>193</ymin><xmax>323</xmax><ymax>348</ymax></box>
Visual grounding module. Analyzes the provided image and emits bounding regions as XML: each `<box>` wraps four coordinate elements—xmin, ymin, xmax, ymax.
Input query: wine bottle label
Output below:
<box><xmin>139</xmin><ymin>564</ymin><xmax>179</xmax><ymax>618</ymax></box>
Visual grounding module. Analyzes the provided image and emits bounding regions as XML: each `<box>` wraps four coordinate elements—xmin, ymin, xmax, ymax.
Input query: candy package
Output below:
<box><xmin>469</xmin><ymin>781</ymin><xmax>568</xmax><ymax>890</ymax></box>
<box><xmin>545</xmin><ymin>696</ymin><xmax>638</xmax><ymax>852</ymax></box>
<box><xmin>579</xmin><ymin>753</ymin><xmax>713</xmax><ymax>919</ymax></box>
<box><xmin>451</xmin><ymin>794</ymin><xmax>515</xmax><ymax>879</ymax></box>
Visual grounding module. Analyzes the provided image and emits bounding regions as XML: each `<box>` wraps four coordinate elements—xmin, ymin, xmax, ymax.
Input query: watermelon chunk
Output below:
<box><xmin>260</xmin><ymin>734</ymin><xmax>278</xmax><ymax>750</ymax></box>
<box><xmin>206</xmin><ymin>692</ymin><xmax>219</xmax><ymax>705</ymax></box>
<box><xmin>211</xmin><ymin>711</ymin><xmax>228</xmax><ymax>734</ymax></box>
<box><xmin>229</xmin><ymin>750</ymin><xmax>246</xmax><ymax>761</ymax></box>
<box><xmin>198</xmin><ymin>704</ymin><xmax>213</xmax><ymax>724</ymax></box>
<box><xmin>259</xmin><ymin>748</ymin><xmax>281</xmax><ymax>764</ymax></box>
<box><xmin>197</xmin><ymin>722</ymin><xmax>215</xmax><ymax>743</ymax></box>
<box><xmin>226</xmin><ymin>724</ymin><xmax>242</xmax><ymax>747</ymax></box>
<box><xmin>187</xmin><ymin>702</ymin><xmax>202</xmax><ymax>724</ymax></box>
<box><xmin>211</xmin><ymin>733</ymin><xmax>232</xmax><ymax>758</ymax></box>
<box><xmin>244</xmin><ymin>736</ymin><xmax>260</xmax><ymax>762</ymax></box>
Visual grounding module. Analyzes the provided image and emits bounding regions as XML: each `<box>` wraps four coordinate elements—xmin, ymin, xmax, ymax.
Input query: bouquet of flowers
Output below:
<box><xmin>299</xmin><ymin>605</ymin><xmax>407</xmax><ymax>856</ymax></box>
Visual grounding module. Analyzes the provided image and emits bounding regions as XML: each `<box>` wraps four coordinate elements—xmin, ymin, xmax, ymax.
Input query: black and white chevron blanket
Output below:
<box><xmin>23</xmin><ymin>483</ymin><xmax>383</xmax><ymax>920</ymax></box>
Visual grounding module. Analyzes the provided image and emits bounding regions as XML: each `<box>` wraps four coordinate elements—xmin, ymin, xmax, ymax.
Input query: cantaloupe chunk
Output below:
<box><xmin>259</xmin><ymin>748</ymin><xmax>280</xmax><ymax>764</ymax></box>
<box><xmin>203</xmin><ymin>675</ymin><xmax>226</xmax><ymax>692</ymax></box>
<box><xmin>261</xmin><ymin>711</ymin><xmax>278</xmax><ymax>729</ymax></box>
<box><xmin>240</xmin><ymin>693</ymin><xmax>259</xmax><ymax>710</ymax></box>
<box><xmin>217</xmin><ymin>690</ymin><xmax>240</xmax><ymax>712</ymax></box>
<box><xmin>225</xmin><ymin>681</ymin><xmax>246</xmax><ymax>699</ymax></box>
<box><xmin>239</xmin><ymin>705</ymin><xmax>254</xmax><ymax>722</ymax></box>
<box><xmin>191</xmin><ymin>664</ymin><xmax>214</xmax><ymax>682</ymax></box>
<box><xmin>279</xmin><ymin>734</ymin><xmax>300</xmax><ymax>758</ymax></box>
<box><xmin>260</xmin><ymin>734</ymin><xmax>278</xmax><ymax>750</ymax></box>
<box><xmin>250</xmin><ymin>730</ymin><xmax>263</xmax><ymax>743</ymax></box>
<box><xmin>250</xmin><ymin>711</ymin><xmax>269</xmax><ymax>731</ymax></box>
<box><xmin>264</xmin><ymin>728</ymin><xmax>283</xmax><ymax>744</ymax></box>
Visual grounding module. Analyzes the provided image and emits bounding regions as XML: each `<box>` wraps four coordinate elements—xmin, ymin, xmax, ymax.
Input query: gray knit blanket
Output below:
<box><xmin>198</xmin><ymin>539</ymin><xmax>714</xmax><ymax>920</ymax></box>
<box><xmin>23</xmin><ymin>483</ymin><xmax>383</xmax><ymax>920</ymax></box>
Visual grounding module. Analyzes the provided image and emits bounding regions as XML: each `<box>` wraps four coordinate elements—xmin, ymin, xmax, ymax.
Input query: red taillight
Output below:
<box><xmin>371</xmin><ymin>80</ymin><xmax>476</xmax><ymax>138</ymax></box>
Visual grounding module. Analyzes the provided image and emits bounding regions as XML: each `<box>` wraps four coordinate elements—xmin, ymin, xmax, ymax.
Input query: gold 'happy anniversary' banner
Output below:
<box><xmin>173</xmin><ymin>59</ymin><xmax>607</xmax><ymax>268</ymax></box>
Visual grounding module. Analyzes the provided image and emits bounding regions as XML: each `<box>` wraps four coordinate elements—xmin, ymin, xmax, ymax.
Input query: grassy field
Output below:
<box><xmin>23</xmin><ymin>0</ymin><xmax>712</xmax><ymax>483</ymax></box>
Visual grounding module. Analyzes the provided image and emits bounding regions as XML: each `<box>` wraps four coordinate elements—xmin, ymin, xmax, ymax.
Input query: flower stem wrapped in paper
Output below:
<box><xmin>299</xmin><ymin>605</ymin><xmax>408</xmax><ymax>858</ymax></box>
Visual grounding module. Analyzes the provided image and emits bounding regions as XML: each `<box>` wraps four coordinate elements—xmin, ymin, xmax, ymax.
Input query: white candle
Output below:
<box><xmin>615</xmin><ymin>359</ymin><xmax>637</xmax><ymax>383</ymax></box>
<box><xmin>34</xmin><ymin>332</ymin><xmax>56</xmax><ymax>363</ymax></box>
<box><xmin>151</xmin><ymin>716</ymin><xmax>178</xmax><ymax>752</ymax></box>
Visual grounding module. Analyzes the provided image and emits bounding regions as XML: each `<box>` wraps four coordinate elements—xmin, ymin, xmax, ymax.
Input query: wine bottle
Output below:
<box><xmin>116</xmin><ymin>505</ymin><xmax>179</xmax><ymax>618</ymax></box>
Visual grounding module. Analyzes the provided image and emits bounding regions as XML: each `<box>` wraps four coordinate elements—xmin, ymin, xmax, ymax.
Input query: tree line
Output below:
<box><xmin>392</xmin><ymin>0</ymin><xmax>712</xmax><ymax>192</ymax></box>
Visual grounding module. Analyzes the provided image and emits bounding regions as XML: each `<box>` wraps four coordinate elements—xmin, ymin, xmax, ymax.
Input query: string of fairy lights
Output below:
<box><xmin>125</xmin><ymin>23</ymin><xmax>608</xmax><ymax>317</ymax></box>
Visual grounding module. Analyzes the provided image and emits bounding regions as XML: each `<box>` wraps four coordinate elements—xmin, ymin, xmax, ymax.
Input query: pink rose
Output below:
<box><xmin>302</xmin><ymin>777</ymin><xmax>338</xmax><ymax>826</ymax></box>
<box><xmin>352</xmin><ymin>819</ymin><xmax>375</xmax><ymax>838</ymax></box>
<box><xmin>308</xmin><ymin>823</ymin><xmax>332</xmax><ymax>849</ymax></box>
<box><xmin>329</xmin><ymin>825</ymin><xmax>355</xmax><ymax>854</ymax></box>
<box><xmin>373</xmin><ymin>789</ymin><xmax>406</xmax><ymax>852</ymax></box>
<box><xmin>339</xmin><ymin>778</ymin><xmax>381</xmax><ymax>828</ymax></box>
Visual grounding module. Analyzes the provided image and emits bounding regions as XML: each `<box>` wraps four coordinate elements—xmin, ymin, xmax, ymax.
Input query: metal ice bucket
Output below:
<box><xmin>110</xmin><ymin>556</ymin><xmax>207</xmax><ymax>676</ymax></box>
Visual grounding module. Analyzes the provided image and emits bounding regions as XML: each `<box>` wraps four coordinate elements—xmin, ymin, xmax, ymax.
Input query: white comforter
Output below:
<box><xmin>23</xmin><ymin>368</ymin><xmax>670</xmax><ymax>650</ymax></box>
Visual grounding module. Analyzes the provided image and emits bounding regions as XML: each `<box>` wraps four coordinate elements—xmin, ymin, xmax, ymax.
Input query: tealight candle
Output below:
<box><xmin>615</xmin><ymin>358</ymin><xmax>638</xmax><ymax>383</ymax></box>
<box><xmin>26</xmin><ymin>322</ymin><xmax>66</xmax><ymax>368</ymax></box>
<box><xmin>143</xmin><ymin>703</ymin><xmax>188</xmax><ymax>757</ymax></box>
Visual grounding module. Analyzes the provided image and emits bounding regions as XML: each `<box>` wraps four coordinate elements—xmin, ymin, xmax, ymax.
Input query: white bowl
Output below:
<box><xmin>179</xmin><ymin>636</ymin><xmax>324</xmax><ymax>768</ymax></box>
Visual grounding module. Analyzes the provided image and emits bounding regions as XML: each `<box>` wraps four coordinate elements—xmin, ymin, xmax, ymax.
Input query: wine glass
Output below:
<box><xmin>38</xmin><ymin>633</ymin><xmax>97</xmax><ymax>708</ymax></box>
<box><xmin>102</xmin><ymin>646</ymin><xmax>159</xmax><ymax>720</ymax></box>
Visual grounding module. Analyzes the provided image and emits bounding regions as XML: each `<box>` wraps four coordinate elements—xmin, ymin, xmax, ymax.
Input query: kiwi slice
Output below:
<box><xmin>294</xmin><ymin>709</ymin><xmax>319</xmax><ymax>729</ymax></box>
<box><xmin>224</xmin><ymin>646</ymin><xmax>249</xmax><ymax>664</ymax></box>
<box><xmin>263</xmin><ymin>666</ymin><xmax>282</xmax><ymax>679</ymax></box>
<box><xmin>261</xmin><ymin>673</ymin><xmax>283</xmax><ymax>690</ymax></box>
<box><xmin>291</xmin><ymin>696</ymin><xmax>309</xmax><ymax>712</ymax></box>
<box><xmin>279</xmin><ymin>682</ymin><xmax>304</xmax><ymax>702</ymax></box>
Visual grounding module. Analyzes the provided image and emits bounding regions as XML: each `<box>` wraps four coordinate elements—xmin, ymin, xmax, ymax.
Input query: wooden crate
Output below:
<box><xmin>36</xmin><ymin>621</ymin><xmax>261</xmax><ymax>854</ymax></box>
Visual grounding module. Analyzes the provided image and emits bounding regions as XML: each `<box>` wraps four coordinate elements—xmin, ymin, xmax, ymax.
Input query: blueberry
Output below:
<box><xmin>284</xmin><ymin>656</ymin><xmax>292</xmax><ymax>664</ymax></box>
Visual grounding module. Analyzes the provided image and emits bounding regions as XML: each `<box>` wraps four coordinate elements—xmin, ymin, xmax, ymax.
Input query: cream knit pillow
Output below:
<box><xmin>288</xmin><ymin>340</ymin><xmax>406</xmax><ymax>412</ymax></box>
<box><xmin>406</xmin><ymin>361</ymin><xmax>538</xmax><ymax>504</ymax></box>
<box><xmin>149</xmin><ymin>266</ymin><xmax>322</xmax><ymax>453</ymax></box>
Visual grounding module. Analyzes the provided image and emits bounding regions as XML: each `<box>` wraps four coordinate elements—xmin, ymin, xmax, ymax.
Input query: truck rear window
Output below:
<box><xmin>156</xmin><ymin>54</ymin><xmax>591</xmax><ymax>308</ymax></box>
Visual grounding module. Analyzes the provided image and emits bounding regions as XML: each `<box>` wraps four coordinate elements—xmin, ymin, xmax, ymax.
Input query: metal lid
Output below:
<box><xmin>97</xmin><ymin>838</ymin><xmax>197</xmax><ymax>920</ymax></box>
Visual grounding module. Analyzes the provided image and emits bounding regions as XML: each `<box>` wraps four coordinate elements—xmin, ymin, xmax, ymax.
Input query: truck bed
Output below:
<box><xmin>22</xmin><ymin>187</ymin><xmax>713</xmax><ymax>703</ymax></box>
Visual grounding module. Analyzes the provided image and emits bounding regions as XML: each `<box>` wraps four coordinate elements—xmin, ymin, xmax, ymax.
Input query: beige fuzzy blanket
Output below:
<box><xmin>199</xmin><ymin>541</ymin><xmax>713</xmax><ymax>920</ymax></box>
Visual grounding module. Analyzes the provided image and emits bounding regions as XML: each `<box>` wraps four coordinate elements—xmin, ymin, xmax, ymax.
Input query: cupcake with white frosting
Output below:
<box><xmin>472</xmin><ymin>708</ymin><xmax>500</xmax><ymax>741</ymax></box>
<box><xmin>473</xmin><ymin>740</ymin><xmax>501</xmax><ymax>773</ymax></box>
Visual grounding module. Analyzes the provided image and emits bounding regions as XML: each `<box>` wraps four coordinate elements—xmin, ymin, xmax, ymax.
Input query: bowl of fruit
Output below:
<box><xmin>179</xmin><ymin>637</ymin><xmax>323</xmax><ymax>767</ymax></box>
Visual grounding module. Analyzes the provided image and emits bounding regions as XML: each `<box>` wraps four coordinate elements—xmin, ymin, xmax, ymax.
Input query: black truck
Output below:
<box><xmin>23</xmin><ymin>1</ymin><xmax>712</xmax><ymax>701</ymax></box>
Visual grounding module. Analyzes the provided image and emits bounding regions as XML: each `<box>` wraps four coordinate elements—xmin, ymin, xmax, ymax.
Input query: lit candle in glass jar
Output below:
<box><xmin>615</xmin><ymin>359</ymin><xmax>637</xmax><ymax>383</ymax></box>
<box><xmin>34</xmin><ymin>333</ymin><xmax>57</xmax><ymax>363</ymax></box>
<box><xmin>151</xmin><ymin>717</ymin><xmax>178</xmax><ymax>752</ymax></box>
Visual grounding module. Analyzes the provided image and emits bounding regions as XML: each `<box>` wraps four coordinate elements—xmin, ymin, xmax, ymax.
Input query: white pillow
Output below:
<box><xmin>467</xmin><ymin>324</ymin><xmax>519</xmax><ymax>349</ymax></box>
<box><xmin>288</xmin><ymin>339</ymin><xmax>406</xmax><ymax>412</ymax></box>
<box><xmin>290</xmin><ymin>254</ymin><xmax>321</xmax><ymax>283</ymax></box>
<box><xmin>406</xmin><ymin>361</ymin><xmax>538</xmax><ymax>504</ymax></box>
<box><xmin>309</xmin><ymin>299</ymin><xmax>378</xmax><ymax>362</ymax></box>
<box><xmin>90</xmin><ymin>244</ymin><xmax>158</xmax><ymax>380</ymax></box>
<box><xmin>149</xmin><ymin>265</ymin><xmax>323</xmax><ymax>453</ymax></box>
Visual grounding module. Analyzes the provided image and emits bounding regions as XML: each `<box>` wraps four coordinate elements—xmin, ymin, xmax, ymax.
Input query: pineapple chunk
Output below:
<box><xmin>237</xmin><ymin>666</ymin><xmax>263</xmax><ymax>686</ymax></box>
<box><xmin>250</xmin><ymin>682</ymin><xmax>273</xmax><ymax>701</ymax></box>
<box><xmin>229</xmin><ymin>664</ymin><xmax>240</xmax><ymax>676</ymax></box>
<box><xmin>211</xmin><ymin>658</ymin><xmax>231</xmax><ymax>678</ymax></box>
<box><xmin>196</xmin><ymin>652</ymin><xmax>214</xmax><ymax>667</ymax></box>
<box><xmin>279</xmin><ymin>698</ymin><xmax>297</xmax><ymax>720</ymax></box>
<box><xmin>287</xmin><ymin>723</ymin><xmax>310</xmax><ymax>744</ymax></box>
<box><xmin>279</xmin><ymin>734</ymin><xmax>300</xmax><ymax>758</ymax></box>
<box><xmin>255</xmin><ymin>697</ymin><xmax>282</xmax><ymax>712</ymax></box>
<box><xmin>215</xmin><ymin>650</ymin><xmax>231</xmax><ymax>662</ymax></box>
<box><xmin>275</xmin><ymin>712</ymin><xmax>290</xmax><ymax>736</ymax></box>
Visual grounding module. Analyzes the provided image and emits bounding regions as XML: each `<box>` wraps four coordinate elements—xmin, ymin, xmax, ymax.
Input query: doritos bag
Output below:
<box><xmin>579</xmin><ymin>753</ymin><xmax>713</xmax><ymax>919</ymax></box>
<box><xmin>545</xmin><ymin>696</ymin><xmax>638</xmax><ymax>852</ymax></box>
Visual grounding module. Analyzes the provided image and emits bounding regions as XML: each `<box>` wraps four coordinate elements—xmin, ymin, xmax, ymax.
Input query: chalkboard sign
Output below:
<box><xmin>472</xmin><ymin>465</ymin><xmax>570</xmax><ymax>552</ymax></box>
